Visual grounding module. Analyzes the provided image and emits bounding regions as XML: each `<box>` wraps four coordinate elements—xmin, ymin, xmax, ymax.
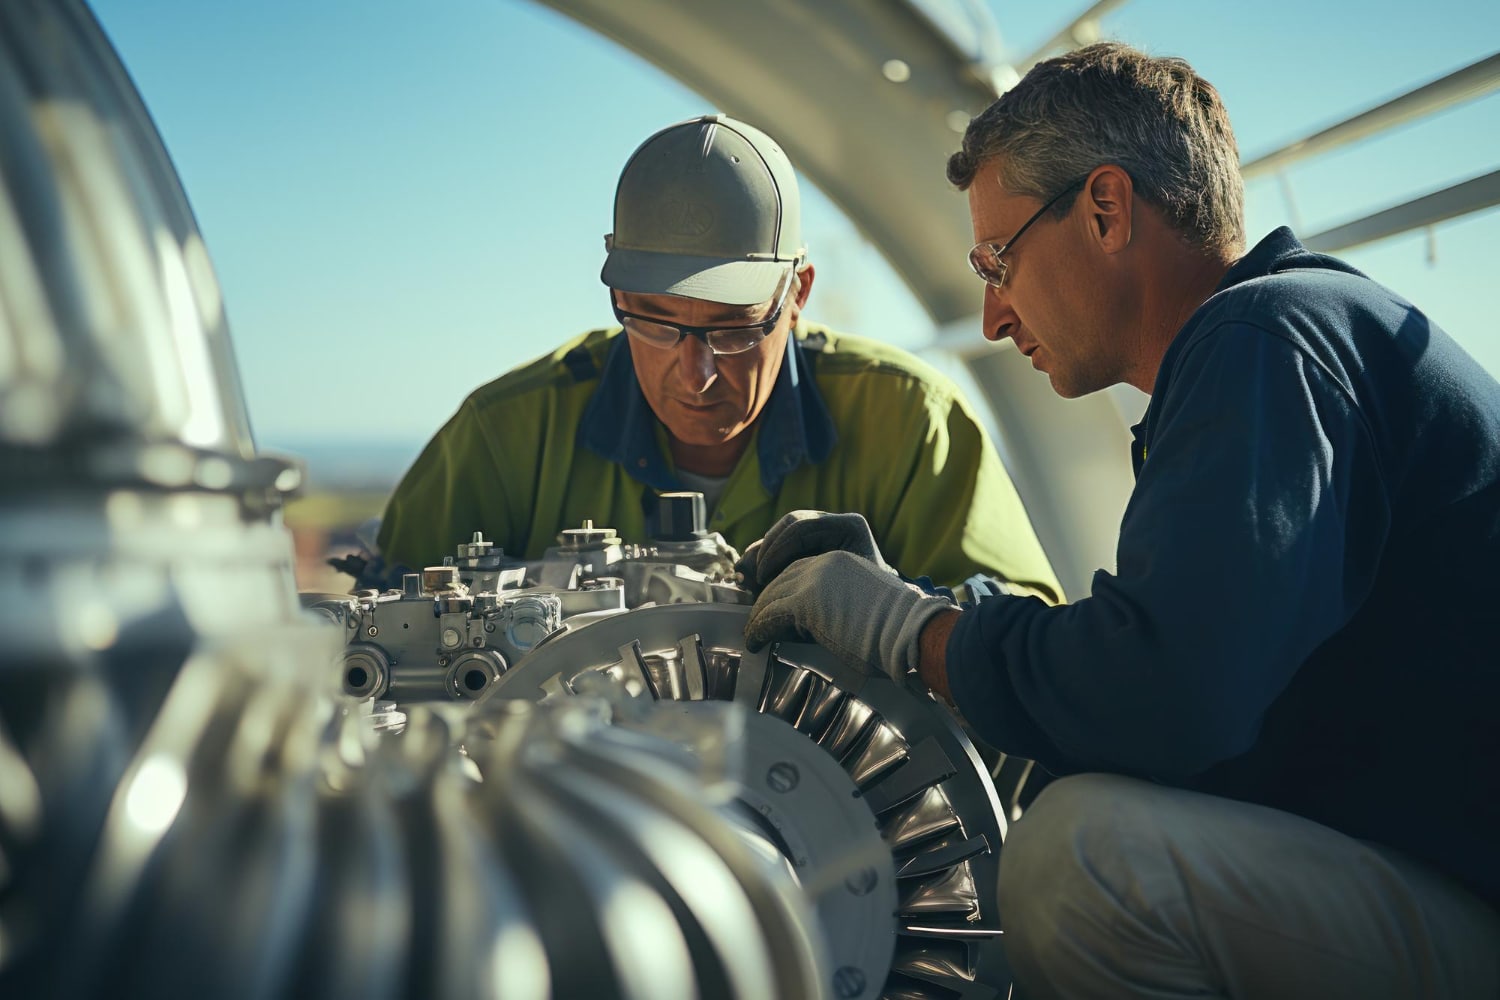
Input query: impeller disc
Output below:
<box><xmin>488</xmin><ymin>603</ymin><xmax>1017</xmax><ymax>999</ymax></box>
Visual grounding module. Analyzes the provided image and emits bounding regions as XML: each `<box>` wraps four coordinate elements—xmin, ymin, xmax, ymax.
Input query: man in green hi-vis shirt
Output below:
<box><xmin>375</xmin><ymin>114</ymin><xmax>1061</xmax><ymax>601</ymax></box>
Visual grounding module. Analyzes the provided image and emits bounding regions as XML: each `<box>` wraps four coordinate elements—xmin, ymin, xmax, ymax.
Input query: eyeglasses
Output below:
<box><xmin>967</xmin><ymin>176</ymin><xmax>1087</xmax><ymax>290</ymax></box>
<box><xmin>612</xmin><ymin>266</ymin><xmax>798</xmax><ymax>356</ymax></box>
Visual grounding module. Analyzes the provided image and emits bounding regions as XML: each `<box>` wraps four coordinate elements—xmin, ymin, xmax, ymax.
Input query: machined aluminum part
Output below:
<box><xmin>310</xmin><ymin>587</ymin><xmax>564</xmax><ymax>702</ymax></box>
<box><xmin>514</xmin><ymin>536</ymin><xmax>747</xmax><ymax>609</ymax></box>
<box><xmin>489</xmin><ymin>603</ymin><xmax>1018</xmax><ymax>998</ymax></box>
<box><xmin>313</xmin><ymin>522</ymin><xmax>749</xmax><ymax>707</ymax></box>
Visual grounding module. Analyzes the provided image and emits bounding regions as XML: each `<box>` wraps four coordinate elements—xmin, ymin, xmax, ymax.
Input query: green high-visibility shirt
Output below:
<box><xmin>377</xmin><ymin>322</ymin><xmax>1062</xmax><ymax>599</ymax></box>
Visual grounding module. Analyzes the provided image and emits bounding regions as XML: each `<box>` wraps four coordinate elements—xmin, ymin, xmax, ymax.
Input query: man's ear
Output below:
<box><xmin>791</xmin><ymin>261</ymin><xmax>816</xmax><ymax>313</ymax></box>
<box><xmin>1083</xmin><ymin>165</ymin><xmax>1133</xmax><ymax>254</ymax></box>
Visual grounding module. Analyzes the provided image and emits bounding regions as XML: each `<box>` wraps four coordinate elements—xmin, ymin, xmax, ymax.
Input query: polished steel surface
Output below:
<box><xmin>0</xmin><ymin>1</ymin><xmax>256</xmax><ymax>459</ymax></box>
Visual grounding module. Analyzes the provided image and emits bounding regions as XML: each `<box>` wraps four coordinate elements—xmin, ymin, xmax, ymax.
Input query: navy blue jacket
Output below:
<box><xmin>947</xmin><ymin>228</ymin><xmax>1500</xmax><ymax>904</ymax></box>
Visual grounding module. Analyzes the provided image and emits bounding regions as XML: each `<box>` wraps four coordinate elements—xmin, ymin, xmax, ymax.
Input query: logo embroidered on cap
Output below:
<box><xmin>661</xmin><ymin>198</ymin><xmax>714</xmax><ymax>237</ymax></box>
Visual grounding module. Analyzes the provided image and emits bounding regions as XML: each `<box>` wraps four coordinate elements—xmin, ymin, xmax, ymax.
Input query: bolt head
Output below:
<box><xmin>833</xmin><ymin>966</ymin><xmax>867</xmax><ymax>998</ymax></box>
<box><xmin>766</xmin><ymin>761</ymin><xmax>800</xmax><ymax>793</ymax></box>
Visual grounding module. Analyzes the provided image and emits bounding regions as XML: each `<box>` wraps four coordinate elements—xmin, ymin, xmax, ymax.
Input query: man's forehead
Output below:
<box><xmin>972</xmin><ymin>159</ymin><xmax>1033</xmax><ymax>206</ymax></box>
<box><xmin>969</xmin><ymin>161</ymin><xmax>1036</xmax><ymax>236</ymax></box>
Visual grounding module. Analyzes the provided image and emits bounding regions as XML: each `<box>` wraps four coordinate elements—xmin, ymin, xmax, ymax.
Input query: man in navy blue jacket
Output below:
<box><xmin>741</xmin><ymin>42</ymin><xmax>1499</xmax><ymax>997</ymax></box>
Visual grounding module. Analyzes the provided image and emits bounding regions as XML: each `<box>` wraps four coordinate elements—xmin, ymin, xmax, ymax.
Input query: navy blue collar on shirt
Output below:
<box><xmin>1211</xmin><ymin>226</ymin><xmax>1366</xmax><ymax>299</ymax></box>
<box><xmin>577</xmin><ymin>330</ymin><xmax>837</xmax><ymax>496</ymax></box>
<box><xmin>1133</xmin><ymin>227</ymin><xmax>1369</xmax><ymax>470</ymax></box>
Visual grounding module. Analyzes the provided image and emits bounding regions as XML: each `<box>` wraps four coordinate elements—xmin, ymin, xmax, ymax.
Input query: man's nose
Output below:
<box><xmin>677</xmin><ymin>335</ymin><xmax>719</xmax><ymax>393</ymax></box>
<box><xmin>982</xmin><ymin>284</ymin><xmax>1020</xmax><ymax>343</ymax></box>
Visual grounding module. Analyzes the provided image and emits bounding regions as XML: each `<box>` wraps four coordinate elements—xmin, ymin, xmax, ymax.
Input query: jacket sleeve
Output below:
<box><xmin>877</xmin><ymin>383</ymin><xmax>1064</xmax><ymax>602</ymax></box>
<box><xmin>945</xmin><ymin>323</ymin><xmax>1390</xmax><ymax>779</ymax></box>
<box><xmin>376</xmin><ymin>398</ymin><xmax>520</xmax><ymax>572</ymax></box>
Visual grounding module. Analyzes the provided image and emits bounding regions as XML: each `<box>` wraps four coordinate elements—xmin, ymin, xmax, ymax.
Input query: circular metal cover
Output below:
<box><xmin>489</xmin><ymin>603</ymin><xmax>1017</xmax><ymax>998</ymax></box>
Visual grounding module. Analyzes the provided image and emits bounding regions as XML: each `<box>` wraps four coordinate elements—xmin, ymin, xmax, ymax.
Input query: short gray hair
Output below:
<box><xmin>948</xmin><ymin>42</ymin><xmax>1245</xmax><ymax>254</ymax></box>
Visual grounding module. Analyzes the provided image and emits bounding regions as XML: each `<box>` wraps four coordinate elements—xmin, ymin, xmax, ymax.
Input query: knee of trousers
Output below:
<box><xmin>998</xmin><ymin>773</ymin><xmax>1170</xmax><ymax>960</ymax></box>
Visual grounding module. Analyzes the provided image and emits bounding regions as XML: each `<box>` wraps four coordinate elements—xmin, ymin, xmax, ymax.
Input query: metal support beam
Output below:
<box><xmin>539</xmin><ymin>0</ymin><xmax>1004</xmax><ymax>325</ymax></box>
<box><xmin>1241</xmin><ymin>52</ymin><xmax>1500</xmax><ymax>179</ymax></box>
<box><xmin>1303</xmin><ymin>169</ymin><xmax>1500</xmax><ymax>254</ymax></box>
<box><xmin>963</xmin><ymin>346</ymin><xmax>1135</xmax><ymax>600</ymax></box>
<box><xmin>1013</xmin><ymin>0</ymin><xmax>1132</xmax><ymax>75</ymax></box>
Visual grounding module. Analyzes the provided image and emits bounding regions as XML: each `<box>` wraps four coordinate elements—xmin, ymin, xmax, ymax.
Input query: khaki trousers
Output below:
<box><xmin>999</xmin><ymin>773</ymin><xmax>1500</xmax><ymax>999</ymax></box>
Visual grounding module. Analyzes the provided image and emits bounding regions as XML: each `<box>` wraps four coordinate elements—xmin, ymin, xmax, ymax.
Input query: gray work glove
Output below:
<box><xmin>736</xmin><ymin>510</ymin><xmax>893</xmax><ymax>593</ymax></box>
<box><xmin>744</xmin><ymin>550</ymin><xmax>954</xmax><ymax>681</ymax></box>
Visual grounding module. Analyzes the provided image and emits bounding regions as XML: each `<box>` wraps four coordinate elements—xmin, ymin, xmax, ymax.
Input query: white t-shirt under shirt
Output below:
<box><xmin>674</xmin><ymin>468</ymin><xmax>731</xmax><ymax>517</ymax></box>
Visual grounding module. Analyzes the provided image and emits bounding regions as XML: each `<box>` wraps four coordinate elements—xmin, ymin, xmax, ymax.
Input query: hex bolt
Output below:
<box><xmin>366</xmin><ymin>626</ymin><xmax>378</xmax><ymax>637</ymax></box>
<box><xmin>766</xmin><ymin>761</ymin><xmax>800</xmax><ymax>793</ymax></box>
<box><xmin>844</xmin><ymin>867</ymin><xmax>878</xmax><ymax>896</ymax></box>
<box><xmin>833</xmin><ymin>967</ymin><xmax>867</xmax><ymax>998</ymax></box>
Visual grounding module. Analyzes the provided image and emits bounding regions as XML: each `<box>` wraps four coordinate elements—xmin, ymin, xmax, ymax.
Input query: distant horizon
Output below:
<box><xmin>262</xmin><ymin>437</ymin><xmax>424</xmax><ymax>491</ymax></box>
<box><xmin>260</xmin><ymin>434</ymin><xmax>427</xmax><ymax>452</ymax></box>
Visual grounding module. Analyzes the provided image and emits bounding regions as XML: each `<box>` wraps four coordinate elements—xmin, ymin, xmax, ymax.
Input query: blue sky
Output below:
<box><xmin>90</xmin><ymin>0</ymin><xmax>1498</xmax><ymax>458</ymax></box>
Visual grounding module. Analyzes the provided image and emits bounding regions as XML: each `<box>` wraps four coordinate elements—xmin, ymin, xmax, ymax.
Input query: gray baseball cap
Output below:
<box><xmin>601</xmin><ymin>115</ymin><xmax>805</xmax><ymax>306</ymax></box>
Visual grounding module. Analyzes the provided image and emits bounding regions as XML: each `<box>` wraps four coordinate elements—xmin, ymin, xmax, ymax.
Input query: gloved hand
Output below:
<box><xmin>744</xmin><ymin>550</ymin><xmax>954</xmax><ymax>681</ymax></box>
<box><xmin>735</xmin><ymin>510</ymin><xmax>894</xmax><ymax>593</ymax></box>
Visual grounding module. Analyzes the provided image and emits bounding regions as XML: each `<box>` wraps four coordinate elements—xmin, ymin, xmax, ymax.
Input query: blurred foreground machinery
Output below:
<box><xmin>0</xmin><ymin>3</ymin><xmax>827</xmax><ymax>997</ymax></box>
<box><xmin>0</xmin><ymin>625</ymin><xmax>830</xmax><ymax>997</ymax></box>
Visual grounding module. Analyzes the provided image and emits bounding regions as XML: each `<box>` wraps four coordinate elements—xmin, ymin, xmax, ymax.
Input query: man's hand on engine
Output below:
<box><xmin>735</xmin><ymin>510</ymin><xmax>894</xmax><ymax>593</ymax></box>
<box><xmin>743</xmin><ymin>550</ymin><xmax>954</xmax><ymax>681</ymax></box>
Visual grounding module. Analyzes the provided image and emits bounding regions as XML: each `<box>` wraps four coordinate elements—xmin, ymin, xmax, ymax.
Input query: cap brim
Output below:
<box><xmin>602</xmin><ymin>248</ymin><xmax>790</xmax><ymax>306</ymax></box>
